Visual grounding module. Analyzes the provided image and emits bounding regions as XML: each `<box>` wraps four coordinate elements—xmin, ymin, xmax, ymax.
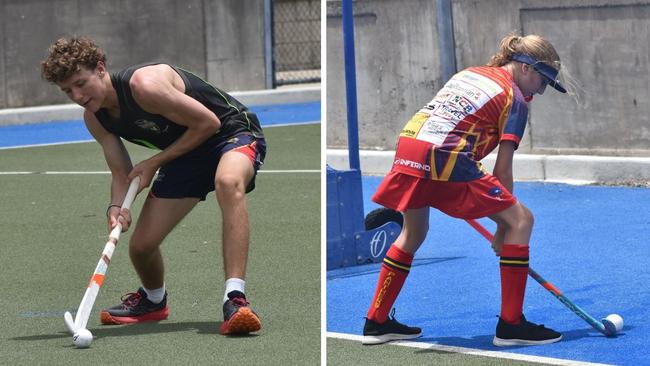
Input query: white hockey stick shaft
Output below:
<box><xmin>72</xmin><ymin>177</ymin><xmax>141</xmax><ymax>330</ymax></box>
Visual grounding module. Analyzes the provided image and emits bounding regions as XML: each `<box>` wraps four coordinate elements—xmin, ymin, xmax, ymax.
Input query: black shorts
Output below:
<box><xmin>150</xmin><ymin>134</ymin><xmax>266</xmax><ymax>200</ymax></box>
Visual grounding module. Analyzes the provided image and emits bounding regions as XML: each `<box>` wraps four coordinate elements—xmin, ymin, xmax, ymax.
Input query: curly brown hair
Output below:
<box><xmin>41</xmin><ymin>37</ymin><xmax>106</xmax><ymax>83</ymax></box>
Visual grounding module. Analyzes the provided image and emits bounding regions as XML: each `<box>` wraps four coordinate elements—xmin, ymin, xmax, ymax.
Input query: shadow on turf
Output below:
<box><xmin>10</xmin><ymin>321</ymin><xmax>260</xmax><ymax>341</ymax></box>
<box><xmin>414</xmin><ymin>325</ymin><xmax>631</xmax><ymax>352</ymax></box>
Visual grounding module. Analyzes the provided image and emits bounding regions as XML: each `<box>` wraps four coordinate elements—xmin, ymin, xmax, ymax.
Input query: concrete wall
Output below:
<box><xmin>0</xmin><ymin>0</ymin><xmax>266</xmax><ymax>109</ymax></box>
<box><xmin>327</xmin><ymin>0</ymin><xmax>444</xmax><ymax>150</ymax></box>
<box><xmin>327</xmin><ymin>0</ymin><xmax>650</xmax><ymax>157</ymax></box>
<box><xmin>205</xmin><ymin>0</ymin><xmax>267</xmax><ymax>91</ymax></box>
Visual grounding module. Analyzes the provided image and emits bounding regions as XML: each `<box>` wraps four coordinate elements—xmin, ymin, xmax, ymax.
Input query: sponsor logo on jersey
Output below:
<box><xmin>394</xmin><ymin>158</ymin><xmax>431</xmax><ymax>172</ymax></box>
<box><xmin>135</xmin><ymin>119</ymin><xmax>168</xmax><ymax>134</ymax></box>
<box><xmin>400</xmin><ymin>128</ymin><xmax>418</xmax><ymax>138</ymax></box>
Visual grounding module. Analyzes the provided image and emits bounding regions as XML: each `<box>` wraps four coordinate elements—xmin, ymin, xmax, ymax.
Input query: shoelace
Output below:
<box><xmin>120</xmin><ymin>292</ymin><xmax>143</xmax><ymax>308</ymax></box>
<box><xmin>231</xmin><ymin>297</ymin><xmax>250</xmax><ymax>307</ymax></box>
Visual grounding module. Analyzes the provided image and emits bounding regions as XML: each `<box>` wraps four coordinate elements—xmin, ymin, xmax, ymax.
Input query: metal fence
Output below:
<box><xmin>273</xmin><ymin>0</ymin><xmax>321</xmax><ymax>86</ymax></box>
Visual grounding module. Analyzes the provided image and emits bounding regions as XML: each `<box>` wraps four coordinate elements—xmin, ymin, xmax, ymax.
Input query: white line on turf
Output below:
<box><xmin>0</xmin><ymin>140</ymin><xmax>94</xmax><ymax>150</ymax></box>
<box><xmin>260</xmin><ymin>170</ymin><xmax>320</xmax><ymax>173</ymax></box>
<box><xmin>327</xmin><ymin>332</ymin><xmax>615</xmax><ymax>366</ymax></box>
<box><xmin>0</xmin><ymin>170</ymin><xmax>319</xmax><ymax>175</ymax></box>
<box><xmin>262</xmin><ymin>120</ymin><xmax>320</xmax><ymax>128</ymax></box>
<box><xmin>0</xmin><ymin>171</ymin><xmax>110</xmax><ymax>175</ymax></box>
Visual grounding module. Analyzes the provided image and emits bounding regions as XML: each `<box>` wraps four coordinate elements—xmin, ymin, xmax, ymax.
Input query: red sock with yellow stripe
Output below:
<box><xmin>366</xmin><ymin>244</ymin><xmax>413</xmax><ymax>323</ymax></box>
<box><xmin>500</xmin><ymin>244</ymin><xmax>529</xmax><ymax>324</ymax></box>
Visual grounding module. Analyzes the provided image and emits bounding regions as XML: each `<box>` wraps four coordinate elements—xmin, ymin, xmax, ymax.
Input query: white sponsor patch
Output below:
<box><xmin>414</xmin><ymin>70</ymin><xmax>504</xmax><ymax>145</ymax></box>
<box><xmin>417</xmin><ymin>115</ymin><xmax>457</xmax><ymax>145</ymax></box>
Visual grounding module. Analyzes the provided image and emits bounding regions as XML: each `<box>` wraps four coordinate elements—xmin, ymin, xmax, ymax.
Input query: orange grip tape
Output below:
<box><xmin>88</xmin><ymin>273</ymin><xmax>105</xmax><ymax>288</ymax></box>
<box><xmin>542</xmin><ymin>282</ymin><xmax>562</xmax><ymax>295</ymax></box>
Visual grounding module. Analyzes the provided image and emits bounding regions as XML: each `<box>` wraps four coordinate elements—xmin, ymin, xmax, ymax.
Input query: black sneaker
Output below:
<box><xmin>493</xmin><ymin>314</ymin><xmax>562</xmax><ymax>346</ymax></box>
<box><xmin>219</xmin><ymin>291</ymin><xmax>261</xmax><ymax>335</ymax></box>
<box><xmin>100</xmin><ymin>287</ymin><xmax>169</xmax><ymax>325</ymax></box>
<box><xmin>362</xmin><ymin>309</ymin><xmax>422</xmax><ymax>345</ymax></box>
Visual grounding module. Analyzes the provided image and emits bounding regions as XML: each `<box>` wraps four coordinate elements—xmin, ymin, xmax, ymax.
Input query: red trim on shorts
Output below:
<box><xmin>372</xmin><ymin>171</ymin><xmax>517</xmax><ymax>219</ymax></box>
<box><xmin>230</xmin><ymin>141</ymin><xmax>257</xmax><ymax>164</ymax></box>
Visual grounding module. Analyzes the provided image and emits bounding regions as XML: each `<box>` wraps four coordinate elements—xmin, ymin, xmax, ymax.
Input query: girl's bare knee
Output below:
<box><xmin>517</xmin><ymin>205</ymin><xmax>534</xmax><ymax>231</ymax></box>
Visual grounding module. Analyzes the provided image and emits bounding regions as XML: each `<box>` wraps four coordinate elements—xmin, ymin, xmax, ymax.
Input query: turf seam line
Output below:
<box><xmin>326</xmin><ymin>332</ymin><xmax>615</xmax><ymax>366</ymax></box>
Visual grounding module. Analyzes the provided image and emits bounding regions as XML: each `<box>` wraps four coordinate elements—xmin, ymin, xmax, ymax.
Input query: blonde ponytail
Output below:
<box><xmin>489</xmin><ymin>32</ymin><xmax>582</xmax><ymax>103</ymax></box>
<box><xmin>488</xmin><ymin>33</ymin><xmax>523</xmax><ymax>67</ymax></box>
<box><xmin>487</xmin><ymin>32</ymin><xmax>560</xmax><ymax>71</ymax></box>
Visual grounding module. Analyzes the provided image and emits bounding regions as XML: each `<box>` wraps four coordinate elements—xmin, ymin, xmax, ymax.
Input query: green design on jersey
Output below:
<box><xmin>133</xmin><ymin>139</ymin><xmax>159</xmax><ymax>150</ymax></box>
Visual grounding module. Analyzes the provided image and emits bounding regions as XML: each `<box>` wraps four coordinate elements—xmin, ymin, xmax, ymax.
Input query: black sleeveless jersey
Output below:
<box><xmin>94</xmin><ymin>63</ymin><xmax>264</xmax><ymax>150</ymax></box>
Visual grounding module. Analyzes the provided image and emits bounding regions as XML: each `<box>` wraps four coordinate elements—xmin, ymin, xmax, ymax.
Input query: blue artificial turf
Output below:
<box><xmin>0</xmin><ymin>101</ymin><xmax>320</xmax><ymax>148</ymax></box>
<box><xmin>327</xmin><ymin>176</ymin><xmax>650</xmax><ymax>366</ymax></box>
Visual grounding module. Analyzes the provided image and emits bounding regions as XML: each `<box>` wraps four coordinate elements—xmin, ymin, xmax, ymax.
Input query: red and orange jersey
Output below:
<box><xmin>392</xmin><ymin>66</ymin><xmax>529</xmax><ymax>182</ymax></box>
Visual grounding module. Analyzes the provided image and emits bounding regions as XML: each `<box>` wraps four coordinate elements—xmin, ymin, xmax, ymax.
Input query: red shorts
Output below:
<box><xmin>372</xmin><ymin>171</ymin><xmax>517</xmax><ymax>219</ymax></box>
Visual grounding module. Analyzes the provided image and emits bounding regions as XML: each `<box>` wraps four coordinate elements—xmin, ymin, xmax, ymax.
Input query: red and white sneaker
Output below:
<box><xmin>219</xmin><ymin>291</ymin><xmax>261</xmax><ymax>335</ymax></box>
<box><xmin>100</xmin><ymin>288</ymin><xmax>169</xmax><ymax>325</ymax></box>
